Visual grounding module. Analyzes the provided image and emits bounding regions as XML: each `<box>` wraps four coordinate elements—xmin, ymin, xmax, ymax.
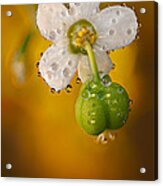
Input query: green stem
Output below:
<box><xmin>84</xmin><ymin>42</ymin><xmax>100</xmax><ymax>82</ymax></box>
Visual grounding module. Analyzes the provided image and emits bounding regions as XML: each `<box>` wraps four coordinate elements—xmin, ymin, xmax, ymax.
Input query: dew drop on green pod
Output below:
<box><xmin>104</xmin><ymin>83</ymin><xmax>130</xmax><ymax>129</ymax></box>
<box><xmin>102</xmin><ymin>74</ymin><xmax>112</xmax><ymax>87</ymax></box>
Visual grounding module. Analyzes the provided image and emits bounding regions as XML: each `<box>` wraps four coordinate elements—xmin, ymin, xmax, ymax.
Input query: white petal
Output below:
<box><xmin>69</xmin><ymin>2</ymin><xmax>100</xmax><ymax>22</ymax></box>
<box><xmin>39</xmin><ymin>42</ymin><xmax>79</xmax><ymax>91</ymax></box>
<box><xmin>36</xmin><ymin>3</ymin><xmax>72</xmax><ymax>41</ymax></box>
<box><xmin>78</xmin><ymin>47</ymin><xmax>112</xmax><ymax>83</ymax></box>
<box><xmin>93</xmin><ymin>6</ymin><xmax>138</xmax><ymax>51</ymax></box>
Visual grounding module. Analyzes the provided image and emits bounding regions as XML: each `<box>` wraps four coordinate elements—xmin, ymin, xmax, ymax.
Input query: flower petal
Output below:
<box><xmin>78</xmin><ymin>47</ymin><xmax>112</xmax><ymax>83</ymax></box>
<box><xmin>69</xmin><ymin>2</ymin><xmax>100</xmax><ymax>22</ymax></box>
<box><xmin>39</xmin><ymin>42</ymin><xmax>79</xmax><ymax>91</ymax></box>
<box><xmin>36</xmin><ymin>3</ymin><xmax>73</xmax><ymax>41</ymax></box>
<box><xmin>93</xmin><ymin>6</ymin><xmax>138</xmax><ymax>51</ymax></box>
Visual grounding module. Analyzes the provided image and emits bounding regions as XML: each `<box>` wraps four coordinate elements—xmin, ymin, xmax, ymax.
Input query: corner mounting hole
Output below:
<box><xmin>6</xmin><ymin>163</ymin><xmax>12</xmax><ymax>170</ymax></box>
<box><xmin>6</xmin><ymin>10</ymin><xmax>12</xmax><ymax>17</ymax></box>
<box><xmin>140</xmin><ymin>167</ymin><xmax>146</xmax><ymax>174</ymax></box>
<box><xmin>140</xmin><ymin>8</ymin><xmax>146</xmax><ymax>14</ymax></box>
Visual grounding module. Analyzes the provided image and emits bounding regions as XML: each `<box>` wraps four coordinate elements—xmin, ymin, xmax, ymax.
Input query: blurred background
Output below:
<box><xmin>1</xmin><ymin>2</ymin><xmax>157</xmax><ymax>180</ymax></box>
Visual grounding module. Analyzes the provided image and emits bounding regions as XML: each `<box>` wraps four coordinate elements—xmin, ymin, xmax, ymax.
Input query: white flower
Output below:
<box><xmin>36</xmin><ymin>3</ymin><xmax>138</xmax><ymax>91</ymax></box>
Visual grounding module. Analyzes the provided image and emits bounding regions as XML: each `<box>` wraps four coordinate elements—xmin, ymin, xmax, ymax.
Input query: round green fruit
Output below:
<box><xmin>75</xmin><ymin>76</ymin><xmax>130</xmax><ymax>135</ymax></box>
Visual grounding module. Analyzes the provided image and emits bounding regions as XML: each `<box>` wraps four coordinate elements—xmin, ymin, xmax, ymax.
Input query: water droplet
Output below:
<box><xmin>89</xmin><ymin>119</ymin><xmax>95</xmax><ymax>125</ymax></box>
<box><xmin>36</xmin><ymin>62</ymin><xmax>39</xmax><ymax>68</ymax></box>
<box><xmin>112</xmin><ymin>63</ymin><xmax>116</xmax><ymax>70</ymax></box>
<box><xmin>122</xmin><ymin>120</ymin><xmax>126</xmax><ymax>124</ymax></box>
<box><xmin>50</xmin><ymin>88</ymin><xmax>55</xmax><ymax>94</ymax></box>
<box><xmin>118</xmin><ymin>88</ymin><xmax>124</xmax><ymax>94</ymax></box>
<box><xmin>122</xmin><ymin>3</ymin><xmax>126</xmax><ymax>6</ymax></box>
<box><xmin>132</xmin><ymin>6</ymin><xmax>135</xmax><ymax>10</ymax></box>
<box><xmin>139</xmin><ymin>23</ymin><xmax>142</xmax><ymax>28</ymax></box>
<box><xmin>102</xmin><ymin>75</ymin><xmax>112</xmax><ymax>87</ymax></box>
<box><xmin>89</xmin><ymin>82</ymin><xmax>97</xmax><ymax>89</ymax></box>
<box><xmin>109</xmin><ymin>29</ymin><xmax>115</xmax><ymax>36</ymax></box>
<box><xmin>129</xmin><ymin>99</ymin><xmax>133</xmax><ymax>105</ymax></box>
<box><xmin>82</xmin><ymin>90</ymin><xmax>90</xmax><ymax>99</ymax></box>
<box><xmin>105</xmin><ymin>93</ymin><xmax>111</xmax><ymax>98</ymax></box>
<box><xmin>40</xmin><ymin>52</ymin><xmax>43</xmax><ymax>57</ymax></box>
<box><xmin>116</xmin><ymin>10</ymin><xmax>121</xmax><ymax>16</ymax></box>
<box><xmin>37</xmin><ymin>72</ymin><xmax>41</xmax><ymax>77</ymax></box>
<box><xmin>51</xmin><ymin>63</ymin><xmax>58</xmax><ymax>71</ymax></box>
<box><xmin>76</xmin><ymin>77</ymin><xmax>81</xmax><ymax>84</ymax></box>
<box><xmin>91</xmin><ymin>93</ymin><xmax>96</xmax><ymax>98</ymax></box>
<box><xmin>108</xmin><ymin>132</ymin><xmax>117</xmax><ymax>141</ymax></box>
<box><xmin>66</xmin><ymin>84</ymin><xmax>72</xmax><ymax>93</ymax></box>
<box><xmin>63</xmin><ymin>68</ymin><xmax>71</xmax><ymax>77</ymax></box>
<box><xmin>56</xmin><ymin>90</ymin><xmax>61</xmax><ymax>94</ymax></box>
<box><xmin>136</xmin><ymin>35</ymin><xmax>140</xmax><ymax>40</ymax></box>
<box><xmin>127</xmin><ymin>28</ymin><xmax>132</xmax><ymax>35</ymax></box>
<box><xmin>112</xmin><ymin>18</ymin><xmax>117</xmax><ymax>24</ymax></box>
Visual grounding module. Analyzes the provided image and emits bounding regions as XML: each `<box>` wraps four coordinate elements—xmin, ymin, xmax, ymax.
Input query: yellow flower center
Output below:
<box><xmin>67</xmin><ymin>19</ymin><xmax>97</xmax><ymax>54</ymax></box>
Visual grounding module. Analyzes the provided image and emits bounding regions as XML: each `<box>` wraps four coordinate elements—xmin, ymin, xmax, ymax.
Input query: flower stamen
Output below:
<box><xmin>68</xmin><ymin>19</ymin><xmax>97</xmax><ymax>54</ymax></box>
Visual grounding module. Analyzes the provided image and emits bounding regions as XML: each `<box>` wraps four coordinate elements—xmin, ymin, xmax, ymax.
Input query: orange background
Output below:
<box><xmin>1</xmin><ymin>2</ymin><xmax>157</xmax><ymax>180</ymax></box>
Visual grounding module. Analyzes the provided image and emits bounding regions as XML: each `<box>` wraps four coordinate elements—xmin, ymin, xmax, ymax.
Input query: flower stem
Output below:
<box><xmin>84</xmin><ymin>42</ymin><xmax>100</xmax><ymax>82</ymax></box>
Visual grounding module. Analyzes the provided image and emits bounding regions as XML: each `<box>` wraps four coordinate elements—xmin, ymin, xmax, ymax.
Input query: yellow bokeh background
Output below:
<box><xmin>1</xmin><ymin>2</ymin><xmax>157</xmax><ymax>180</ymax></box>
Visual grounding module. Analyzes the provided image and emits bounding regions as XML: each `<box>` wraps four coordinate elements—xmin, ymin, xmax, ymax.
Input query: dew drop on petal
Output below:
<box><xmin>66</xmin><ymin>84</ymin><xmax>72</xmax><ymax>93</ymax></box>
<box><xmin>132</xmin><ymin>6</ymin><xmax>135</xmax><ymax>10</ymax></box>
<box><xmin>63</xmin><ymin>68</ymin><xmax>71</xmax><ymax>77</ymax></box>
<box><xmin>76</xmin><ymin>77</ymin><xmax>81</xmax><ymax>84</ymax></box>
<box><xmin>36</xmin><ymin>62</ymin><xmax>39</xmax><ymax>68</ymax></box>
<box><xmin>116</xmin><ymin>10</ymin><xmax>121</xmax><ymax>16</ymax></box>
<box><xmin>127</xmin><ymin>28</ymin><xmax>132</xmax><ymax>35</ymax></box>
<box><xmin>50</xmin><ymin>88</ymin><xmax>55</xmax><ymax>94</ymax></box>
<box><xmin>112</xmin><ymin>63</ymin><xmax>116</xmax><ymax>70</ymax></box>
<box><xmin>122</xmin><ymin>3</ymin><xmax>126</xmax><ymax>6</ymax></box>
<box><xmin>112</xmin><ymin>18</ymin><xmax>117</xmax><ymax>24</ymax></box>
<box><xmin>56</xmin><ymin>90</ymin><xmax>61</xmax><ymax>94</ymax></box>
<box><xmin>109</xmin><ymin>29</ymin><xmax>115</xmax><ymax>36</ymax></box>
<box><xmin>52</xmin><ymin>63</ymin><xmax>59</xmax><ymax>71</ymax></box>
<box><xmin>37</xmin><ymin>71</ymin><xmax>41</xmax><ymax>77</ymax></box>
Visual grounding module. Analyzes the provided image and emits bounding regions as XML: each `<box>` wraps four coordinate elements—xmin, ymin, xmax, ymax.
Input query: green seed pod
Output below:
<box><xmin>75</xmin><ymin>81</ymin><xmax>107</xmax><ymax>135</ymax></box>
<box><xmin>104</xmin><ymin>83</ymin><xmax>130</xmax><ymax>129</ymax></box>
<box><xmin>75</xmin><ymin>76</ymin><xmax>130</xmax><ymax>135</ymax></box>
